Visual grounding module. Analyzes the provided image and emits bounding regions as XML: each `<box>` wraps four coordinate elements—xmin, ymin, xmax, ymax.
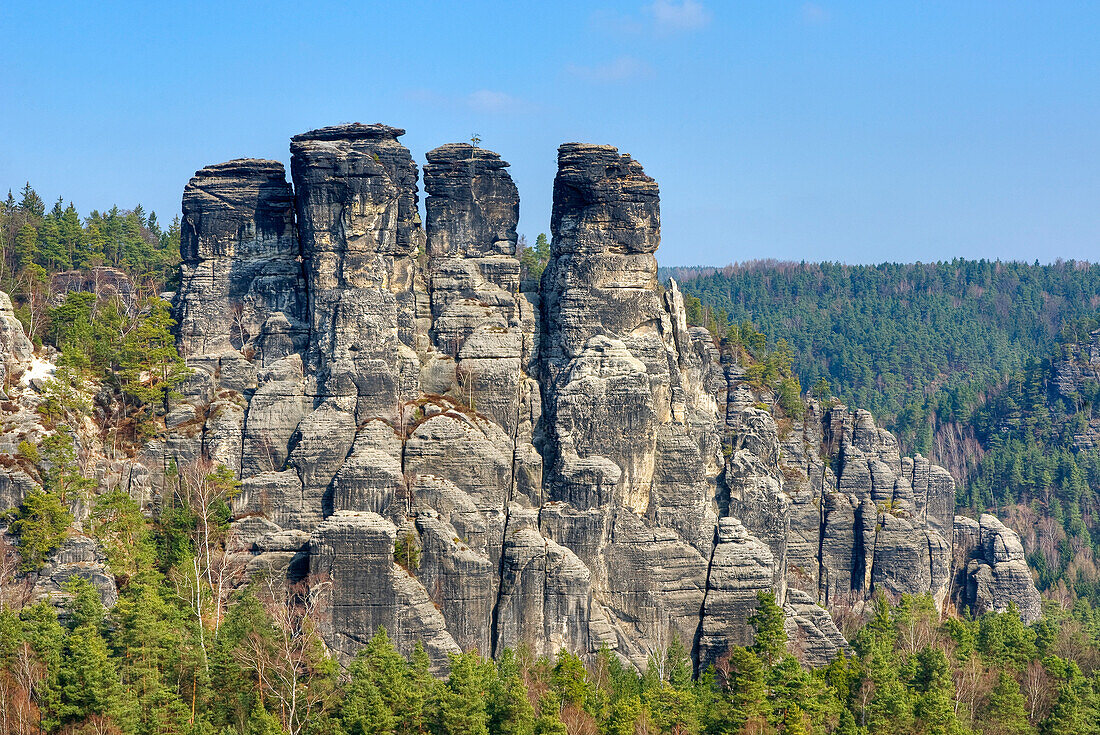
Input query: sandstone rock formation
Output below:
<box><xmin>156</xmin><ymin>124</ymin><xmax>1044</xmax><ymax>669</ymax></box>
<box><xmin>0</xmin><ymin>292</ymin><xmax>33</xmax><ymax>387</ymax></box>
<box><xmin>0</xmin><ymin>122</ymin><xmax>1044</xmax><ymax>672</ymax></box>
<box><xmin>952</xmin><ymin>514</ymin><xmax>1042</xmax><ymax>623</ymax></box>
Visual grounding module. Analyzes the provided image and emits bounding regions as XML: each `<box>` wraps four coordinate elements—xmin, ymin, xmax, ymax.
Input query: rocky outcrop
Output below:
<box><xmin>0</xmin><ymin>292</ymin><xmax>33</xmax><ymax>387</ymax></box>
<box><xmin>178</xmin><ymin>158</ymin><xmax>305</xmax><ymax>362</ymax></box>
<box><xmin>50</xmin><ymin>267</ymin><xmax>136</xmax><ymax>310</ymax></box>
<box><xmin>952</xmin><ymin>514</ymin><xmax>1042</xmax><ymax>623</ymax></box>
<box><xmin>291</xmin><ymin>123</ymin><xmax>424</xmax><ymax>419</ymax></box>
<box><xmin>32</xmin><ymin>535</ymin><xmax>118</xmax><ymax>610</ymax></box>
<box><xmin>141</xmin><ymin>124</ymin><xmax>1045</xmax><ymax>672</ymax></box>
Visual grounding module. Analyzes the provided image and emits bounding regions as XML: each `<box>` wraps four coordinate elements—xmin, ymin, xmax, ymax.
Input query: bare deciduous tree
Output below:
<box><xmin>1022</xmin><ymin>658</ymin><xmax>1052</xmax><ymax>723</ymax></box>
<box><xmin>234</xmin><ymin>574</ymin><xmax>334</xmax><ymax>735</ymax></box>
<box><xmin>171</xmin><ymin>459</ymin><xmax>245</xmax><ymax>675</ymax></box>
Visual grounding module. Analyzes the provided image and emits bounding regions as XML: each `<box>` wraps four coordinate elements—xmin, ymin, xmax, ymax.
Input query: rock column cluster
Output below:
<box><xmin>153</xmin><ymin>123</ymin><xmax>1043</xmax><ymax>671</ymax></box>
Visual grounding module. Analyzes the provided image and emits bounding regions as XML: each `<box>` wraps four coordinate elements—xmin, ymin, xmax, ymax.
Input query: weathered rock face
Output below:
<box><xmin>50</xmin><ymin>267</ymin><xmax>137</xmax><ymax>310</ymax></box>
<box><xmin>151</xmin><ymin>124</ymin><xmax>1042</xmax><ymax>672</ymax></box>
<box><xmin>0</xmin><ymin>292</ymin><xmax>33</xmax><ymax>386</ymax></box>
<box><xmin>291</xmin><ymin>123</ymin><xmax>424</xmax><ymax>419</ymax></box>
<box><xmin>952</xmin><ymin>514</ymin><xmax>1042</xmax><ymax>623</ymax></box>
<box><xmin>178</xmin><ymin>159</ymin><xmax>305</xmax><ymax>362</ymax></box>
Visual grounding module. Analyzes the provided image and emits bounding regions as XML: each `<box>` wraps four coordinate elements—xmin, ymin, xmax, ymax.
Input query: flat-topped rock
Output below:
<box><xmin>291</xmin><ymin>122</ymin><xmax>406</xmax><ymax>142</ymax></box>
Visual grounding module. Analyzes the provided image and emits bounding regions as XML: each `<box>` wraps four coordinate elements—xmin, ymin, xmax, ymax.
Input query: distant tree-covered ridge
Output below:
<box><xmin>671</xmin><ymin>259</ymin><xmax>1100</xmax><ymax>456</ymax></box>
<box><xmin>673</xmin><ymin>259</ymin><xmax>1100</xmax><ymax>608</ymax></box>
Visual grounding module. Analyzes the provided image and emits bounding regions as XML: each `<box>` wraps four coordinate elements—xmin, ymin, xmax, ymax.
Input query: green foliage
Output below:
<box><xmin>750</xmin><ymin>592</ymin><xmax>787</xmax><ymax>666</ymax></box>
<box><xmin>0</xmin><ymin>545</ymin><xmax>1096</xmax><ymax>735</ymax></box>
<box><xmin>436</xmin><ymin>650</ymin><xmax>490</xmax><ymax>735</ymax></box>
<box><xmin>487</xmin><ymin>649</ymin><xmax>535</xmax><ymax>735</ymax></box>
<box><xmin>519</xmin><ymin>233</ymin><xmax>550</xmax><ymax>284</ymax></box>
<box><xmin>8</xmin><ymin>486</ymin><xmax>72</xmax><ymax>571</ymax></box>
<box><xmin>16</xmin><ymin>438</ymin><xmax>39</xmax><ymax>463</ymax></box>
<box><xmin>47</xmin><ymin>290</ymin><xmax>129</xmax><ymax>375</ymax></box>
<box><xmin>394</xmin><ymin>532</ymin><xmax>421</xmax><ymax>572</ymax></box>
<box><xmin>37</xmin><ymin>426</ymin><xmax>96</xmax><ymax>502</ymax></box>
<box><xmin>1</xmin><ymin>182</ymin><xmax>180</xmax><ymax>298</ymax></box>
<box><xmin>673</xmin><ymin>260</ymin><xmax>1100</xmax><ymax>452</ymax></box>
<box><xmin>983</xmin><ymin>670</ymin><xmax>1032</xmax><ymax>735</ymax></box>
<box><xmin>118</xmin><ymin>296</ymin><xmax>189</xmax><ymax>414</ymax></box>
<box><xmin>91</xmin><ymin>486</ymin><xmax>158</xmax><ymax>577</ymax></box>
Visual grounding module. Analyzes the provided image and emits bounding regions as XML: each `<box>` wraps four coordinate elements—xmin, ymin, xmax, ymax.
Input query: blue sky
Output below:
<box><xmin>2</xmin><ymin>1</ymin><xmax>1099</xmax><ymax>266</ymax></box>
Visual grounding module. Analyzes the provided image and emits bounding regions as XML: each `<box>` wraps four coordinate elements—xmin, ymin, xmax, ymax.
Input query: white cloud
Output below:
<box><xmin>567</xmin><ymin>56</ymin><xmax>654</xmax><ymax>83</ymax></box>
<box><xmin>800</xmin><ymin>2</ymin><xmax>830</xmax><ymax>24</ymax></box>
<box><xmin>465</xmin><ymin>90</ymin><xmax>527</xmax><ymax>114</ymax></box>
<box><xmin>647</xmin><ymin>0</ymin><xmax>711</xmax><ymax>33</ymax></box>
<box><xmin>590</xmin><ymin>1</ymin><xmax>711</xmax><ymax>36</ymax></box>
<box><xmin>588</xmin><ymin>8</ymin><xmax>646</xmax><ymax>35</ymax></box>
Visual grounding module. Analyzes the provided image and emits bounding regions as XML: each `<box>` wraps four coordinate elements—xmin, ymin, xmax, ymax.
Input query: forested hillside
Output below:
<box><xmin>960</xmin><ymin>321</ymin><xmax>1100</xmax><ymax>606</ymax></box>
<box><xmin>671</xmin><ymin>260</ymin><xmax>1100</xmax><ymax>457</ymax></box>
<box><xmin>0</xmin><ymin>183</ymin><xmax>181</xmax><ymax>343</ymax></box>
<box><xmin>676</xmin><ymin>261</ymin><xmax>1100</xmax><ymax>608</ymax></box>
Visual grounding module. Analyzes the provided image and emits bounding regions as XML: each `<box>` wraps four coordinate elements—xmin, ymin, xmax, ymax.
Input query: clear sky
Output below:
<box><xmin>2</xmin><ymin>1</ymin><xmax>1098</xmax><ymax>266</ymax></box>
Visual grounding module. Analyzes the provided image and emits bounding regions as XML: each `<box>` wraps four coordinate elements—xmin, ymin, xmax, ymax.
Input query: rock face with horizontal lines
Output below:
<box><xmin>951</xmin><ymin>514</ymin><xmax>1042</xmax><ymax>623</ymax></box>
<box><xmin>151</xmin><ymin>123</ymin><xmax>1042</xmax><ymax>671</ymax></box>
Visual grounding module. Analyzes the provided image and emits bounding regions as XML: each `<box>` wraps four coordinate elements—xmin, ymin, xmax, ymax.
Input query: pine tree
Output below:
<box><xmin>119</xmin><ymin>296</ymin><xmax>189</xmax><ymax>415</ymax></box>
<box><xmin>723</xmin><ymin>647</ymin><xmax>768</xmax><ymax>731</ymax></box>
<box><xmin>110</xmin><ymin>577</ymin><xmax>190</xmax><ymax>731</ymax></box>
<box><xmin>343</xmin><ymin>628</ymin><xmax>409</xmax><ymax>735</ymax></box>
<box><xmin>983</xmin><ymin>670</ymin><xmax>1033</xmax><ymax>735</ymax></box>
<box><xmin>14</xmin><ymin>223</ymin><xmax>38</xmax><ymax>271</ymax></box>
<box><xmin>749</xmin><ymin>592</ymin><xmax>787</xmax><ymax>666</ymax></box>
<box><xmin>19</xmin><ymin>183</ymin><xmax>44</xmax><ymax>217</ymax></box>
<box><xmin>398</xmin><ymin>642</ymin><xmax>434</xmax><ymax>735</ymax></box>
<box><xmin>57</xmin><ymin>611</ymin><xmax>122</xmax><ymax>724</ymax></box>
<box><xmin>912</xmin><ymin>647</ymin><xmax>962</xmax><ymax>735</ymax></box>
<box><xmin>246</xmin><ymin>701</ymin><xmax>284</xmax><ymax>735</ymax></box>
<box><xmin>646</xmin><ymin>681</ymin><xmax>700</xmax><ymax>735</ymax></box>
<box><xmin>665</xmin><ymin>634</ymin><xmax>693</xmax><ymax>689</ymax></box>
<box><xmin>434</xmin><ymin>650</ymin><xmax>490</xmax><ymax>735</ymax></box>
<box><xmin>487</xmin><ymin>649</ymin><xmax>535</xmax><ymax>735</ymax></box>
<box><xmin>604</xmin><ymin>694</ymin><xmax>642</xmax><ymax>735</ymax></box>
<box><xmin>836</xmin><ymin>708</ymin><xmax>861</xmax><ymax>735</ymax></box>
<box><xmin>532</xmin><ymin>696</ymin><xmax>569</xmax><ymax>735</ymax></box>
<box><xmin>342</xmin><ymin>673</ymin><xmax>396</xmax><ymax>735</ymax></box>
<box><xmin>1039</xmin><ymin>659</ymin><xmax>1094</xmax><ymax>735</ymax></box>
<box><xmin>550</xmin><ymin>650</ymin><xmax>589</xmax><ymax>711</ymax></box>
<box><xmin>9</xmin><ymin>487</ymin><xmax>72</xmax><ymax>572</ymax></box>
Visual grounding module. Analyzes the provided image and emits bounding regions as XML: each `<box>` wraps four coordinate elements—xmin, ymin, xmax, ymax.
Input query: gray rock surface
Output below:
<box><xmin>952</xmin><ymin>514</ymin><xmax>1042</xmax><ymax>622</ymax></box>
<box><xmin>0</xmin><ymin>292</ymin><xmax>33</xmax><ymax>386</ymax></box>
<box><xmin>178</xmin><ymin>158</ymin><xmax>305</xmax><ymax>361</ymax></box>
<box><xmin>32</xmin><ymin>535</ymin><xmax>119</xmax><ymax>609</ymax></box>
<box><xmin>136</xmin><ymin>124</ymin><xmax>1047</xmax><ymax>672</ymax></box>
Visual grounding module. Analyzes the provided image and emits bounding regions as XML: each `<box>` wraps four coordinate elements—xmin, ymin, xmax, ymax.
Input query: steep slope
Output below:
<box><xmin>671</xmin><ymin>260</ymin><xmax>1100</xmax><ymax>471</ymax></box>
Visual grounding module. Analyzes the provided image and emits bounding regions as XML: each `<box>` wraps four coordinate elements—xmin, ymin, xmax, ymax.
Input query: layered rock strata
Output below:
<box><xmin>952</xmin><ymin>514</ymin><xmax>1042</xmax><ymax>623</ymax></box>
<box><xmin>137</xmin><ymin>123</ymin><xmax>1044</xmax><ymax>671</ymax></box>
<box><xmin>0</xmin><ymin>292</ymin><xmax>33</xmax><ymax>387</ymax></box>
